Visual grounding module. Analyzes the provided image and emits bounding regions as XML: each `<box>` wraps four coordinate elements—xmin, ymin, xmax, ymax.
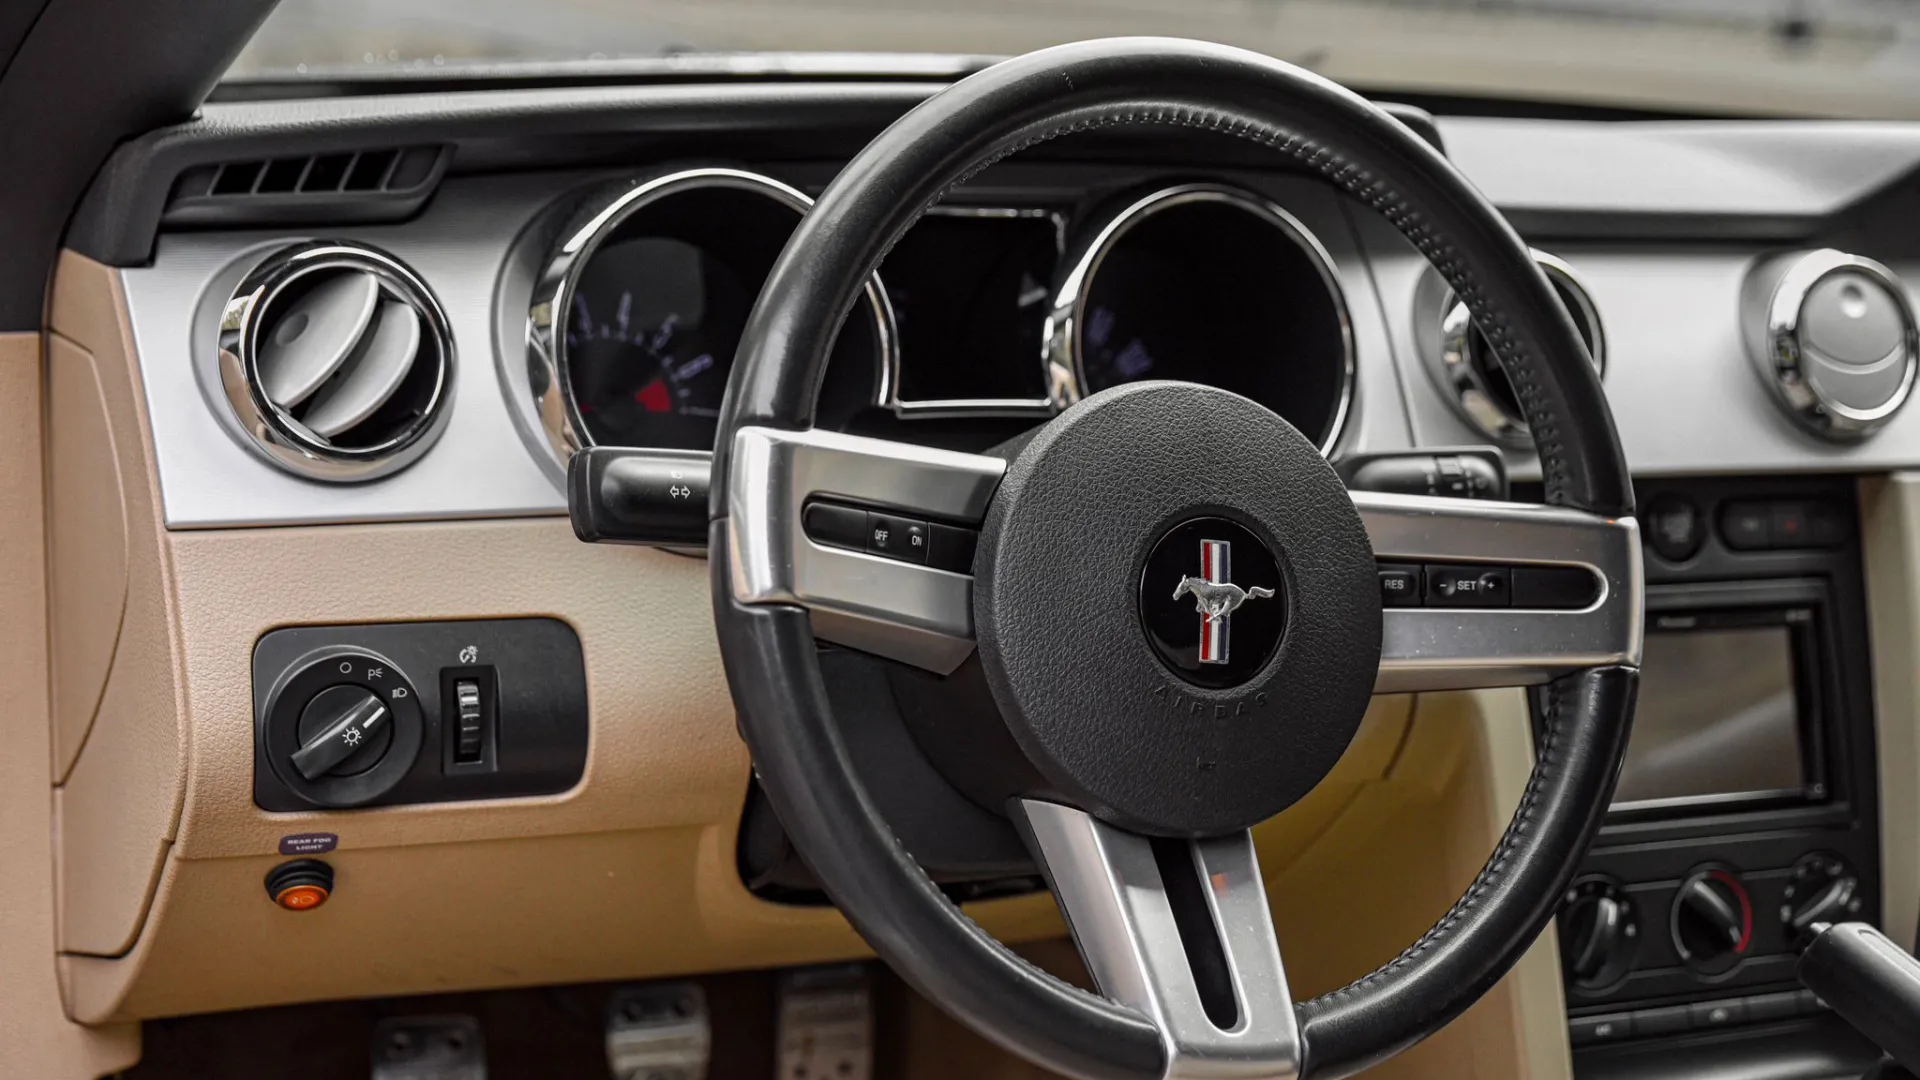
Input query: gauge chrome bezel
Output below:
<box><xmin>526</xmin><ymin>166</ymin><xmax>898</xmax><ymax>464</ymax></box>
<box><xmin>1434</xmin><ymin>249</ymin><xmax>1607</xmax><ymax>449</ymax></box>
<box><xmin>1043</xmin><ymin>183</ymin><xmax>1357</xmax><ymax>456</ymax></box>
<box><xmin>218</xmin><ymin>240</ymin><xmax>456</xmax><ymax>482</ymax></box>
<box><xmin>1754</xmin><ymin>248</ymin><xmax>1919</xmax><ymax>442</ymax></box>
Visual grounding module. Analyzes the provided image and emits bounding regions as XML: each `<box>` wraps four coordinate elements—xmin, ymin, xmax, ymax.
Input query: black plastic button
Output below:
<box><xmin>1687</xmin><ymin>999</ymin><xmax>1746</xmax><ymax>1029</ymax></box>
<box><xmin>1632</xmin><ymin>1005</ymin><xmax>1689</xmax><ymax>1036</ymax></box>
<box><xmin>803</xmin><ymin>502</ymin><xmax>869</xmax><ymax>551</ymax></box>
<box><xmin>1512</xmin><ymin>566</ymin><xmax>1600</xmax><ymax>609</ymax></box>
<box><xmin>1378</xmin><ymin>563</ymin><xmax>1422</xmax><ymax>607</ymax></box>
<box><xmin>1425</xmin><ymin>565</ymin><xmax>1510</xmax><ymax>608</ymax></box>
<box><xmin>868</xmin><ymin>513</ymin><xmax>929</xmax><ymax>563</ymax></box>
<box><xmin>1744</xmin><ymin>990</ymin><xmax>1801</xmax><ymax>1022</ymax></box>
<box><xmin>1645</xmin><ymin>496</ymin><xmax>1703</xmax><ymax>562</ymax></box>
<box><xmin>927</xmin><ymin>522</ymin><xmax>979</xmax><ymax>574</ymax></box>
<box><xmin>1569</xmin><ymin>1013</ymin><xmax>1634</xmax><ymax>1045</ymax></box>
<box><xmin>1770</xmin><ymin>502</ymin><xmax>1812</xmax><ymax>548</ymax></box>
<box><xmin>1720</xmin><ymin>501</ymin><xmax>1772</xmax><ymax>551</ymax></box>
<box><xmin>1808</xmin><ymin>501</ymin><xmax>1852</xmax><ymax>547</ymax></box>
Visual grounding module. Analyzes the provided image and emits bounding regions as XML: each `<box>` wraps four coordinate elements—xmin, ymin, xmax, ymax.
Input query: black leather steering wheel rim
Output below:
<box><xmin>710</xmin><ymin>37</ymin><xmax>1638</xmax><ymax>1080</ymax></box>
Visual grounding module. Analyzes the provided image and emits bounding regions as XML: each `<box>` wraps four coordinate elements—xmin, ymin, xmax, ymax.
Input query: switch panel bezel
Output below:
<box><xmin>253</xmin><ymin>617</ymin><xmax>589</xmax><ymax>812</ymax></box>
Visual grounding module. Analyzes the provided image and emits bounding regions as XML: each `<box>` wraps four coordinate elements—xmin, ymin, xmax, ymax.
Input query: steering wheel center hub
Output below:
<box><xmin>972</xmin><ymin>380</ymin><xmax>1382</xmax><ymax>836</ymax></box>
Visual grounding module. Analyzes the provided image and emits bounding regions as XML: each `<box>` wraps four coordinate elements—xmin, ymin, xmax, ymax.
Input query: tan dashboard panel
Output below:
<box><xmin>0</xmin><ymin>331</ymin><xmax>140</xmax><ymax>1077</ymax></box>
<box><xmin>47</xmin><ymin>254</ymin><xmax>190</xmax><ymax>961</ymax></box>
<box><xmin>44</xmin><ymin>333</ymin><xmax>128</xmax><ymax>782</ymax></box>
<box><xmin>1860</xmin><ymin>474</ymin><xmax>1920</xmax><ymax>952</ymax></box>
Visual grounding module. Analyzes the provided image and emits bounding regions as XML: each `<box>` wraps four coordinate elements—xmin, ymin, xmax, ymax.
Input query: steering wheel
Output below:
<box><xmin>709</xmin><ymin>38</ymin><xmax>1642</xmax><ymax>1080</ymax></box>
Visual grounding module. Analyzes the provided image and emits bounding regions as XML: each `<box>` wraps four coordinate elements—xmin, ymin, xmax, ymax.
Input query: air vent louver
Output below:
<box><xmin>164</xmin><ymin>147</ymin><xmax>446</xmax><ymax>229</ymax></box>
<box><xmin>218</xmin><ymin>241</ymin><xmax>454</xmax><ymax>481</ymax></box>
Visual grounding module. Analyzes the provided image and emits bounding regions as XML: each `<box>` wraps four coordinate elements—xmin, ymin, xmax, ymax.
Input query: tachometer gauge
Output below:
<box><xmin>527</xmin><ymin>168</ymin><xmax>894</xmax><ymax>457</ymax></box>
<box><xmin>564</xmin><ymin>236</ymin><xmax>745</xmax><ymax>449</ymax></box>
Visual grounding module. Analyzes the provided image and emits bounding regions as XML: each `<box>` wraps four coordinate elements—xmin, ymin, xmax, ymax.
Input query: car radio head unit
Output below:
<box><xmin>1614</xmin><ymin>604</ymin><xmax>1826</xmax><ymax>814</ymax></box>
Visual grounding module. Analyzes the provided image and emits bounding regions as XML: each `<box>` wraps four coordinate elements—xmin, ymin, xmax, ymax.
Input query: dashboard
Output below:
<box><xmin>39</xmin><ymin>71</ymin><xmax>1920</xmax><ymax>1080</ymax></box>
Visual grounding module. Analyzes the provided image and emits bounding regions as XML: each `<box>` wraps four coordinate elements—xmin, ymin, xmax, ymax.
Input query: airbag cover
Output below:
<box><xmin>973</xmin><ymin>380</ymin><xmax>1381</xmax><ymax>836</ymax></box>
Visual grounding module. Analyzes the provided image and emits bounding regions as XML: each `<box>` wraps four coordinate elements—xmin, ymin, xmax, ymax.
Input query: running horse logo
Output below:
<box><xmin>1172</xmin><ymin>538</ymin><xmax>1273</xmax><ymax>665</ymax></box>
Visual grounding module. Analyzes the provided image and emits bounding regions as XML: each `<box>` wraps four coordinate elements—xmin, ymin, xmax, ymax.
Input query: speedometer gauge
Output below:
<box><xmin>528</xmin><ymin>168</ymin><xmax>894</xmax><ymax>457</ymax></box>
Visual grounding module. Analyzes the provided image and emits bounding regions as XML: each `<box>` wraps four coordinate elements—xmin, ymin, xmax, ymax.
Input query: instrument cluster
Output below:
<box><xmin>526</xmin><ymin>167</ymin><xmax>1356</xmax><ymax>460</ymax></box>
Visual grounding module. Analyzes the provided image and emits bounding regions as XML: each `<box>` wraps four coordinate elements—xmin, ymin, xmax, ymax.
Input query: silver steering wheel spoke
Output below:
<box><xmin>726</xmin><ymin>424</ymin><xmax>1004</xmax><ymax>673</ymax></box>
<box><xmin>1358</xmin><ymin>490</ymin><xmax>1644</xmax><ymax>693</ymax></box>
<box><xmin>1018</xmin><ymin>800</ymin><xmax>1301</xmax><ymax>1080</ymax></box>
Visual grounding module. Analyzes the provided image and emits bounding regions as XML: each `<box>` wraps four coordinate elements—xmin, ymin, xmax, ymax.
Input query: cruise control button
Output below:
<box><xmin>927</xmin><ymin>522</ymin><xmax>979</xmax><ymax>574</ymax></box>
<box><xmin>1378</xmin><ymin>563</ymin><xmax>1422</xmax><ymax>607</ymax></box>
<box><xmin>1425</xmin><ymin>565</ymin><xmax>1510</xmax><ymax>608</ymax></box>
<box><xmin>803</xmin><ymin>502</ymin><xmax>869</xmax><ymax>551</ymax></box>
<box><xmin>868</xmin><ymin>514</ymin><xmax>929</xmax><ymax>563</ymax></box>
<box><xmin>1382</xmin><ymin>564</ymin><xmax>1428</xmax><ymax>607</ymax></box>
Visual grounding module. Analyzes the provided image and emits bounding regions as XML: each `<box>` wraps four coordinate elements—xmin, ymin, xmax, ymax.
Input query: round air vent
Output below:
<box><xmin>1743</xmin><ymin>248</ymin><xmax>1918</xmax><ymax>441</ymax></box>
<box><xmin>218</xmin><ymin>241</ymin><xmax>454</xmax><ymax>481</ymax></box>
<box><xmin>1433</xmin><ymin>250</ymin><xmax>1605</xmax><ymax>447</ymax></box>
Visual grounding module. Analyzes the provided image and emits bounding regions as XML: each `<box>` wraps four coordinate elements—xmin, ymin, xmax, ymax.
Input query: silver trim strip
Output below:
<box><xmin>1360</xmin><ymin>491</ymin><xmax>1645</xmax><ymax>693</ymax></box>
<box><xmin>1044</xmin><ymin>183</ymin><xmax>1356</xmax><ymax>456</ymax></box>
<box><xmin>1020</xmin><ymin>801</ymin><xmax>1300</xmax><ymax>1080</ymax></box>
<box><xmin>726</xmin><ymin>425</ymin><xmax>1005</xmax><ymax>673</ymax></box>
<box><xmin>525</xmin><ymin>167</ymin><xmax>898</xmax><ymax>466</ymax></box>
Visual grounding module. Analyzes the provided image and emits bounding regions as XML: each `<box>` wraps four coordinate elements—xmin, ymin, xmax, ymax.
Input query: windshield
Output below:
<box><xmin>228</xmin><ymin>0</ymin><xmax>1920</xmax><ymax>119</ymax></box>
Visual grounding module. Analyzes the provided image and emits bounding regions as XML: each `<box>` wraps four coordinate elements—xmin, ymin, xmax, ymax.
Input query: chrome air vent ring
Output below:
<box><xmin>1743</xmin><ymin>248</ymin><xmax>1919</xmax><ymax>442</ymax></box>
<box><xmin>218</xmin><ymin>241</ymin><xmax>455</xmax><ymax>481</ymax></box>
<box><xmin>1435</xmin><ymin>249</ymin><xmax>1605</xmax><ymax>447</ymax></box>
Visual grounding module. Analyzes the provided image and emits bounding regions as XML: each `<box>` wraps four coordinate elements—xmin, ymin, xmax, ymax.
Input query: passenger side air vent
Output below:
<box><xmin>163</xmin><ymin>147</ymin><xmax>446</xmax><ymax>228</ymax></box>
<box><xmin>218</xmin><ymin>241</ymin><xmax>455</xmax><ymax>481</ymax></box>
<box><xmin>1430</xmin><ymin>251</ymin><xmax>1606</xmax><ymax>448</ymax></box>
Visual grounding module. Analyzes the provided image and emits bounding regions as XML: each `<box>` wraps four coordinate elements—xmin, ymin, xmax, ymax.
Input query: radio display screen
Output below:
<box><xmin>1613</xmin><ymin>620</ymin><xmax>1810</xmax><ymax>809</ymax></box>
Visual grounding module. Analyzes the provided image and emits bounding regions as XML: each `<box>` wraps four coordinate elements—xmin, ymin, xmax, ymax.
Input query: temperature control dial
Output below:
<box><xmin>1560</xmin><ymin>876</ymin><xmax>1640</xmax><ymax>991</ymax></box>
<box><xmin>1782</xmin><ymin>853</ymin><xmax>1863</xmax><ymax>946</ymax></box>
<box><xmin>1671</xmin><ymin>867</ymin><xmax>1753</xmax><ymax>975</ymax></box>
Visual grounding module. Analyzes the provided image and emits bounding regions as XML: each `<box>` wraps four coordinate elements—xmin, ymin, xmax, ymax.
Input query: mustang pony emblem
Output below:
<box><xmin>1173</xmin><ymin>538</ymin><xmax>1273</xmax><ymax>665</ymax></box>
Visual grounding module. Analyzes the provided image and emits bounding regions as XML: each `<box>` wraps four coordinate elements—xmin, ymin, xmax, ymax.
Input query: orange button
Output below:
<box><xmin>275</xmin><ymin>884</ymin><xmax>329</xmax><ymax>911</ymax></box>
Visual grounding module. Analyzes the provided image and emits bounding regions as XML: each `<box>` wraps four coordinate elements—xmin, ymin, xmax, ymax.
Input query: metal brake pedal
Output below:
<box><xmin>606</xmin><ymin>982</ymin><xmax>712</xmax><ymax>1080</ymax></box>
<box><xmin>372</xmin><ymin>1015</ymin><xmax>485</xmax><ymax>1080</ymax></box>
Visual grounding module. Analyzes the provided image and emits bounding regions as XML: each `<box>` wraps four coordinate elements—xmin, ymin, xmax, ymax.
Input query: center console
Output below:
<box><xmin>1560</xmin><ymin>477</ymin><xmax>1883</xmax><ymax>1068</ymax></box>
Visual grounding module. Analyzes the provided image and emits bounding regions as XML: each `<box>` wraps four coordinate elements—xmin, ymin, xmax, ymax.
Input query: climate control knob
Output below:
<box><xmin>1782</xmin><ymin>853</ymin><xmax>1862</xmax><ymax>945</ymax></box>
<box><xmin>1671</xmin><ymin>867</ymin><xmax>1753</xmax><ymax>975</ymax></box>
<box><xmin>1560</xmin><ymin>876</ymin><xmax>1640</xmax><ymax>991</ymax></box>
